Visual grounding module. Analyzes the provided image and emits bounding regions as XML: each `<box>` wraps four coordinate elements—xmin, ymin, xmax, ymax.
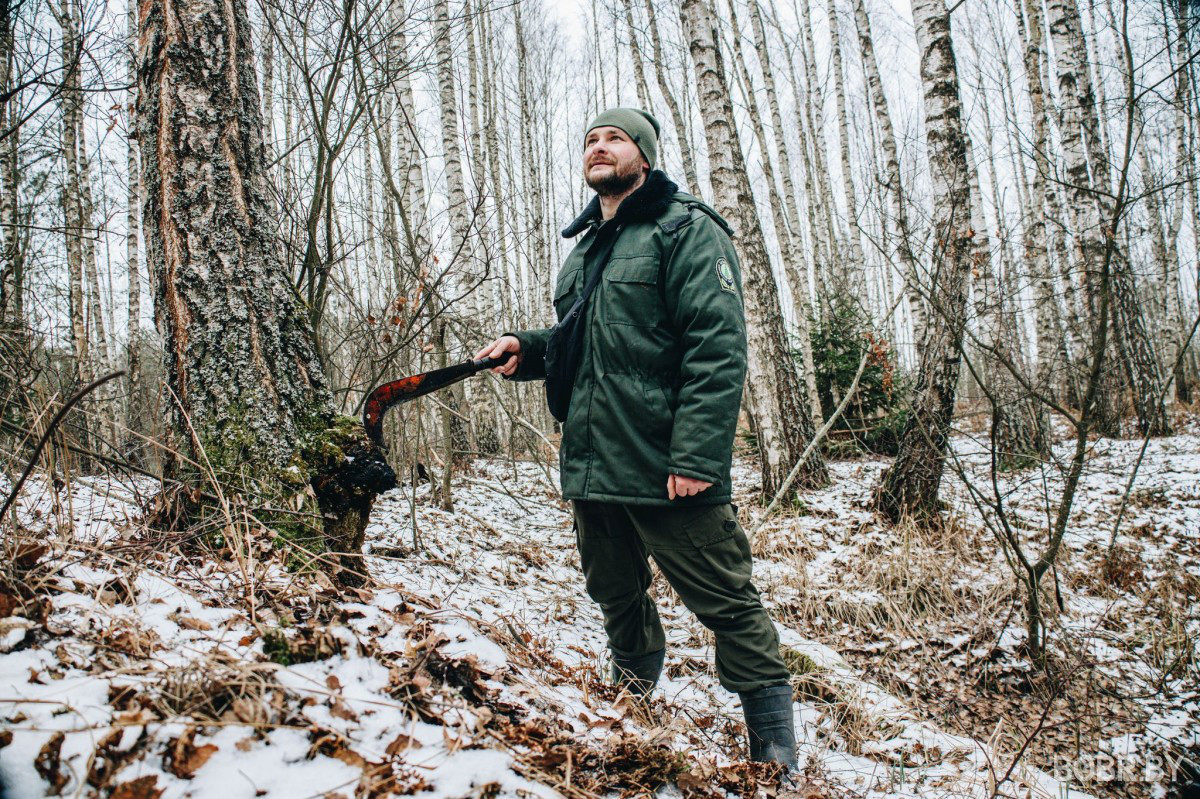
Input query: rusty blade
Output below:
<box><xmin>363</xmin><ymin>354</ymin><xmax>513</xmax><ymax>444</ymax></box>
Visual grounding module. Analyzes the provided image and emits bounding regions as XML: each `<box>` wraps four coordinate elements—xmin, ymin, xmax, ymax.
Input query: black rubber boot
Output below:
<box><xmin>740</xmin><ymin>684</ymin><xmax>798</xmax><ymax>768</ymax></box>
<box><xmin>611</xmin><ymin>648</ymin><xmax>665</xmax><ymax>697</ymax></box>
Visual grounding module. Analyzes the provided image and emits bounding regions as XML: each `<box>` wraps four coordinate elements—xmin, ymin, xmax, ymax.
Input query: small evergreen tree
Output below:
<box><xmin>804</xmin><ymin>301</ymin><xmax>908</xmax><ymax>455</ymax></box>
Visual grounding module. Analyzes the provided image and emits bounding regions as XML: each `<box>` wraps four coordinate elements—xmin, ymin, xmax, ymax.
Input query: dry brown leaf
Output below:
<box><xmin>34</xmin><ymin>732</ymin><xmax>68</xmax><ymax>795</ymax></box>
<box><xmin>330</xmin><ymin>697</ymin><xmax>359</xmax><ymax>722</ymax></box>
<box><xmin>102</xmin><ymin>623</ymin><xmax>159</xmax><ymax>657</ymax></box>
<box><xmin>330</xmin><ymin>745</ymin><xmax>366</xmax><ymax>769</ymax></box>
<box><xmin>114</xmin><ymin>707</ymin><xmax>157</xmax><ymax>726</ymax></box>
<box><xmin>110</xmin><ymin>775</ymin><xmax>163</xmax><ymax>799</ymax></box>
<box><xmin>0</xmin><ymin>730</ymin><xmax>12</xmax><ymax>749</ymax></box>
<box><xmin>384</xmin><ymin>733</ymin><xmax>423</xmax><ymax>755</ymax></box>
<box><xmin>235</xmin><ymin>736</ymin><xmax>255</xmax><ymax>752</ymax></box>
<box><xmin>325</xmin><ymin>674</ymin><xmax>342</xmax><ymax>691</ymax></box>
<box><xmin>163</xmin><ymin>727</ymin><xmax>219</xmax><ymax>778</ymax></box>
<box><xmin>13</xmin><ymin>543</ymin><xmax>47</xmax><ymax>571</ymax></box>
<box><xmin>86</xmin><ymin>727</ymin><xmax>150</xmax><ymax>790</ymax></box>
<box><xmin>169</xmin><ymin>614</ymin><xmax>213</xmax><ymax>632</ymax></box>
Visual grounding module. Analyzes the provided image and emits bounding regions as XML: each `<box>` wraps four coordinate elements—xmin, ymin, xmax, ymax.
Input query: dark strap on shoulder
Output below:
<box><xmin>575</xmin><ymin>223</ymin><xmax>624</xmax><ymax>309</ymax></box>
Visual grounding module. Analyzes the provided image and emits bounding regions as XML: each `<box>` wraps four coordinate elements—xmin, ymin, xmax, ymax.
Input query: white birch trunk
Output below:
<box><xmin>680</xmin><ymin>0</ymin><xmax>827</xmax><ymax>495</ymax></box>
<box><xmin>643</xmin><ymin>0</ymin><xmax>701</xmax><ymax>194</ymax></box>
<box><xmin>825</xmin><ymin>0</ymin><xmax>865</xmax><ymax>291</ymax></box>
<box><xmin>876</xmin><ymin>0</ymin><xmax>976</xmax><ymax>521</ymax></box>
<box><xmin>725</xmin><ymin>0</ymin><xmax>823</xmax><ymax>423</ymax></box>
<box><xmin>851</xmin><ymin>0</ymin><xmax>924</xmax><ymax>348</ymax></box>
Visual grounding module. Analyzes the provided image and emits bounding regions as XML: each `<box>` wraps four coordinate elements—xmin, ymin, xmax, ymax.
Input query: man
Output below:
<box><xmin>474</xmin><ymin>108</ymin><xmax>796</xmax><ymax>769</ymax></box>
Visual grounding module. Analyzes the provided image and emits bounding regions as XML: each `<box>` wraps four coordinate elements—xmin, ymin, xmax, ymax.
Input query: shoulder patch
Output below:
<box><xmin>716</xmin><ymin>257</ymin><xmax>737</xmax><ymax>294</ymax></box>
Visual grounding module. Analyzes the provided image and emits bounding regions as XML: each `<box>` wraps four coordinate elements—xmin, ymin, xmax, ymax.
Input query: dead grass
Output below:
<box><xmin>147</xmin><ymin>654</ymin><xmax>283</xmax><ymax>723</ymax></box>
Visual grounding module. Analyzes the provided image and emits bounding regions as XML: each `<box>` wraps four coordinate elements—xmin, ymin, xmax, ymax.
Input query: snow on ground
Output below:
<box><xmin>1</xmin><ymin>424</ymin><xmax>1197</xmax><ymax>798</ymax></box>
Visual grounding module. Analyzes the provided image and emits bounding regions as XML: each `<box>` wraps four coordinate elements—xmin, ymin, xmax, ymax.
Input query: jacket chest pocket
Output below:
<box><xmin>553</xmin><ymin>268</ymin><xmax>581</xmax><ymax>319</ymax></box>
<box><xmin>603</xmin><ymin>257</ymin><xmax>663</xmax><ymax>327</ymax></box>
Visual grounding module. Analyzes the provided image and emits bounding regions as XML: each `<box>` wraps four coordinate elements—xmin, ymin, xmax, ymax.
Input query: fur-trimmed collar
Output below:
<box><xmin>561</xmin><ymin>170</ymin><xmax>679</xmax><ymax>238</ymax></box>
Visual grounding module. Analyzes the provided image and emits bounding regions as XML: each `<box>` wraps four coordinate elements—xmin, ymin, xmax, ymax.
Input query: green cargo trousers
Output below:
<box><xmin>572</xmin><ymin>499</ymin><xmax>791</xmax><ymax>694</ymax></box>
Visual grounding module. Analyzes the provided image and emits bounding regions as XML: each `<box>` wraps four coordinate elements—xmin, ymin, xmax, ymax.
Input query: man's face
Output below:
<box><xmin>583</xmin><ymin>126</ymin><xmax>646</xmax><ymax>195</ymax></box>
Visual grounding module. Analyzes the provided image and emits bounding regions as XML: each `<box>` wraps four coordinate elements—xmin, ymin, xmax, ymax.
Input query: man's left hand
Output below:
<box><xmin>667</xmin><ymin>474</ymin><xmax>713</xmax><ymax>500</ymax></box>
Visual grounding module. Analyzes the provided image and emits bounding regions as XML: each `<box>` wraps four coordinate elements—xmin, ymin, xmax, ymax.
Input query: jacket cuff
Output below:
<box><xmin>667</xmin><ymin>463</ymin><xmax>723</xmax><ymax>486</ymax></box>
<box><xmin>503</xmin><ymin>329</ymin><xmax>549</xmax><ymax>382</ymax></box>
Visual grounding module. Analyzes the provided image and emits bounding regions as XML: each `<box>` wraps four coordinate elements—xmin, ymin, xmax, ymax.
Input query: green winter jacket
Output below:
<box><xmin>507</xmin><ymin>171</ymin><xmax>746</xmax><ymax>506</ymax></box>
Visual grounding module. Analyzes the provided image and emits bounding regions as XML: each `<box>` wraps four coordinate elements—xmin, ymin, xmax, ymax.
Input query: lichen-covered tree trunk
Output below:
<box><xmin>875</xmin><ymin>0</ymin><xmax>974</xmax><ymax>523</ymax></box>
<box><xmin>137</xmin><ymin>0</ymin><xmax>393</xmax><ymax>582</ymax></box>
<box><xmin>680</xmin><ymin>0</ymin><xmax>827</xmax><ymax>496</ymax></box>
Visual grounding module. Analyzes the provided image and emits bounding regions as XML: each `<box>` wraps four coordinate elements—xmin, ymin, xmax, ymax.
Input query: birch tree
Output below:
<box><xmin>0</xmin><ymin>4</ymin><xmax>19</xmax><ymax>326</ymax></box>
<box><xmin>125</xmin><ymin>0</ymin><xmax>142</xmax><ymax>454</ymax></box>
<box><xmin>746</xmin><ymin>0</ymin><xmax>822</xmax><ymax>422</ymax></box>
<box><xmin>680</xmin><ymin>0</ymin><xmax>827</xmax><ymax>496</ymax></box>
<box><xmin>851</xmin><ymin>0</ymin><xmax>923</xmax><ymax>344</ymax></box>
<box><xmin>875</xmin><ymin>0</ymin><xmax>976</xmax><ymax>522</ymax></box>
<box><xmin>642</xmin><ymin>0</ymin><xmax>700</xmax><ymax>195</ymax></box>
<box><xmin>1046</xmin><ymin>0</ymin><xmax>1170</xmax><ymax>436</ymax></box>
<box><xmin>825</xmin><ymin>0</ymin><xmax>865</xmax><ymax>292</ymax></box>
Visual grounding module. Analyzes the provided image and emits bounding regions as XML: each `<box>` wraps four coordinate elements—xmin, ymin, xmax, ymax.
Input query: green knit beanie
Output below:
<box><xmin>585</xmin><ymin>108</ymin><xmax>661</xmax><ymax>171</ymax></box>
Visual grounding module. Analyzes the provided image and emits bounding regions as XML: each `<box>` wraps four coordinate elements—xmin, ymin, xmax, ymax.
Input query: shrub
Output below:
<box><xmin>802</xmin><ymin>301</ymin><xmax>909</xmax><ymax>456</ymax></box>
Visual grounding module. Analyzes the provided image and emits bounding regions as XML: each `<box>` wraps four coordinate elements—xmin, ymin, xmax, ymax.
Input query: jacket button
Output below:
<box><xmin>723</xmin><ymin>520</ymin><xmax>737</xmax><ymax>532</ymax></box>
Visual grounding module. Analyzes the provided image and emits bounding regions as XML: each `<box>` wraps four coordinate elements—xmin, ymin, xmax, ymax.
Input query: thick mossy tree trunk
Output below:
<box><xmin>137</xmin><ymin>0</ymin><xmax>393</xmax><ymax>583</ymax></box>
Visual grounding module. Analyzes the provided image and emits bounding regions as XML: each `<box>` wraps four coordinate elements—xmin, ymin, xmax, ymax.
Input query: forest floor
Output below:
<box><xmin>1</xmin><ymin>415</ymin><xmax>1198</xmax><ymax>798</ymax></box>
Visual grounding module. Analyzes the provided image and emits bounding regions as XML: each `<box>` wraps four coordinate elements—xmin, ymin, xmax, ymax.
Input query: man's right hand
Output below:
<box><xmin>474</xmin><ymin>335</ymin><xmax>522</xmax><ymax>377</ymax></box>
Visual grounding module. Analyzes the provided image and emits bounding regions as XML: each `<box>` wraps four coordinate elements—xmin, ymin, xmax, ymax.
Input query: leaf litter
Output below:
<box><xmin>0</xmin><ymin>425</ymin><xmax>1197</xmax><ymax>798</ymax></box>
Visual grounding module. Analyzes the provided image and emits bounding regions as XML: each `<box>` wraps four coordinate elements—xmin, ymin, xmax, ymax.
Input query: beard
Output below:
<box><xmin>584</xmin><ymin>156</ymin><xmax>643</xmax><ymax>196</ymax></box>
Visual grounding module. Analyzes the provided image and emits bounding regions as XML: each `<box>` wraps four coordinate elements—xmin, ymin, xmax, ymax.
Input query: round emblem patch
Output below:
<box><xmin>716</xmin><ymin>257</ymin><xmax>737</xmax><ymax>294</ymax></box>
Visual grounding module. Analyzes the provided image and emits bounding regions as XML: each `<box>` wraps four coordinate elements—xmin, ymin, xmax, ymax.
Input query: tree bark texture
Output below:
<box><xmin>746</xmin><ymin>0</ymin><xmax>823</xmax><ymax>424</ymax></box>
<box><xmin>724</xmin><ymin>0</ymin><xmax>822</xmax><ymax>424</ymax></box>
<box><xmin>0</xmin><ymin>8</ymin><xmax>19</xmax><ymax>323</ymax></box>
<box><xmin>126</xmin><ymin>0</ymin><xmax>142</xmax><ymax>446</ymax></box>
<box><xmin>851</xmin><ymin>0</ymin><xmax>923</xmax><ymax>345</ymax></box>
<box><xmin>680</xmin><ymin>0</ymin><xmax>827</xmax><ymax>496</ymax></box>
<box><xmin>643</xmin><ymin>0</ymin><xmax>700</xmax><ymax>195</ymax></box>
<box><xmin>137</xmin><ymin>0</ymin><xmax>393</xmax><ymax>579</ymax></box>
<box><xmin>1046</xmin><ymin>0</ymin><xmax>1169</xmax><ymax>436</ymax></box>
<box><xmin>825</xmin><ymin>0</ymin><xmax>865</xmax><ymax>294</ymax></box>
<box><xmin>875</xmin><ymin>0</ymin><xmax>975</xmax><ymax>522</ymax></box>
